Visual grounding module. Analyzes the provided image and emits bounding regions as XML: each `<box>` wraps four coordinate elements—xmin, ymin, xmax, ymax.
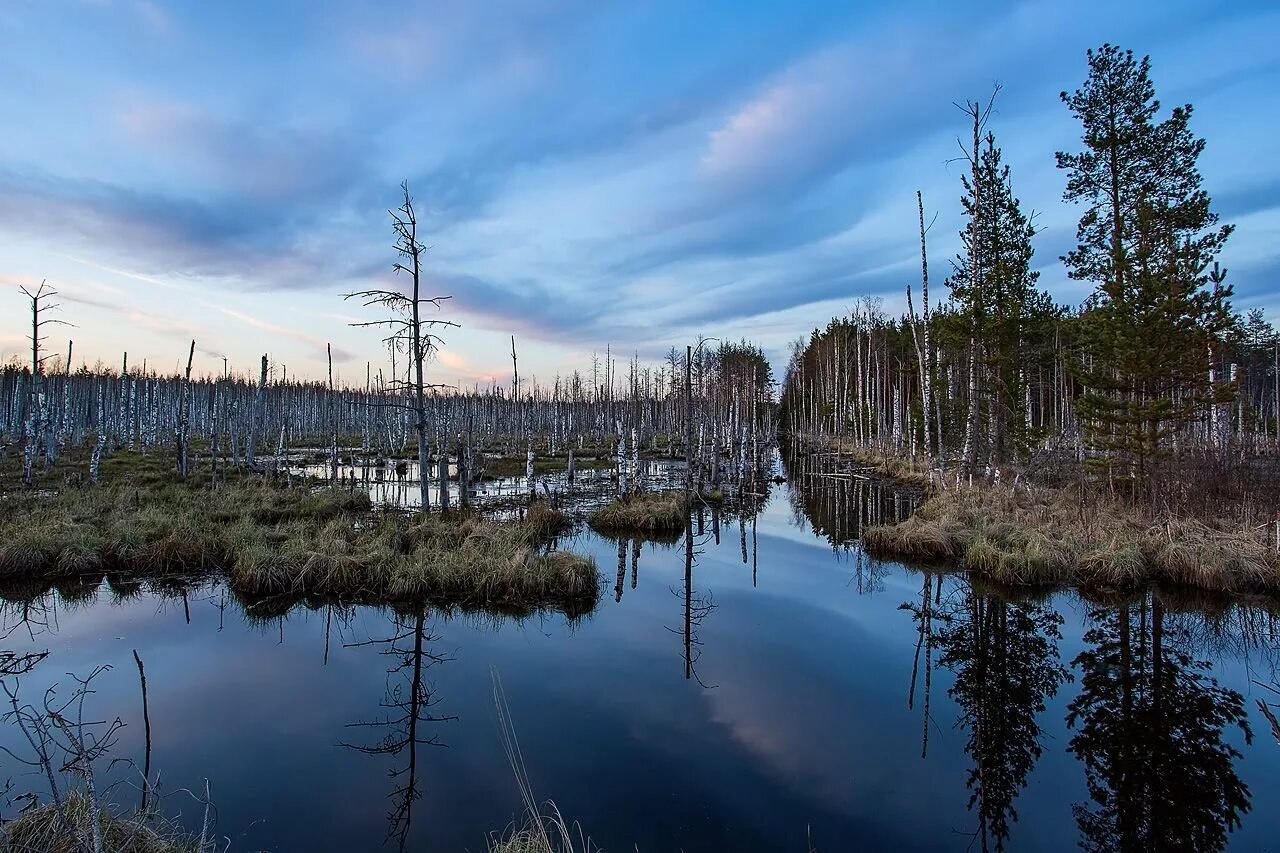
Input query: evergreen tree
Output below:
<box><xmin>936</xmin><ymin>589</ymin><xmax>1070</xmax><ymax>851</ymax></box>
<box><xmin>949</xmin><ymin>129</ymin><xmax>1053</xmax><ymax>464</ymax></box>
<box><xmin>1057</xmin><ymin>44</ymin><xmax>1234</xmax><ymax>482</ymax></box>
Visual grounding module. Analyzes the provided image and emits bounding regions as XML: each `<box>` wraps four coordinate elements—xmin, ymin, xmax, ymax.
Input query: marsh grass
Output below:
<box><xmin>521</xmin><ymin>501</ymin><xmax>571</xmax><ymax>539</ymax></box>
<box><xmin>0</xmin><ymin>453</ymin><xmax>599</xmax><ymax>617</ymax></box>
<box><xmin>487</xmin><ymin>673</ymin><xmax>597</xmax><ymax>853</ymax></box>
<box><xmin>863</xmin><ymin>484</ymin><xmax>1280</xmax><ymax>594</ymax></box>
<box><xmin>0</xmin><ymin>792</ymin><xmax>199</xmax><ymax>853</ymax></box>
<box><xmin>587</xmin><ymin>490</ymin><xmax>688</xmax><ymax>535</ymax></box>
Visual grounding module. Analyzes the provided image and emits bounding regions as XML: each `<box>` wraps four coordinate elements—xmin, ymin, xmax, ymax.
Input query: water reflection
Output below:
<box><xmin>342</xmin><ymin>607</ymin><xmax>455</xmax><ymax>851</ymax></box>
<box><xmin>1</xmin><ymin>454</ymin><xmax>1278</xmax><ymax>851</ymax></box>
<box><xmin>681</xmin><ymin>508</ymin><xmax>716</xmax><ymax>686</ymax></box>
<box><xmin>934</xmin><ymin>583</ymin><xmax>1070</xmax><ymax>852</ymax></box>
<box><xmin>1067</xmin><ymin>596</ymin><xmax>1253</xmax><ymax>852</ymax></box>
<box><xmin>783</xmin><ymin>446</ymin><xmax>919</xmax><ymax>552</ymax></box>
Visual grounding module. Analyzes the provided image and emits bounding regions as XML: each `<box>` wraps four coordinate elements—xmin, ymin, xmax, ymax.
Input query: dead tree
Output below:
<box><xmin>176</xmin><ymin>340</ymin><xmax>196</xmax><ymax>478</ymax></box>
<box><xmin>347</xmin><ymin>182</ymin><xmax>459</xmax><ymax>511</ymax></box>
<box><xmin>18</xmin><ymin>281</ymin><xmax>72</xmax><ymax>485</ymax></box>
<box><xmin>247</xmin><ymin>354</ymin><xmax>267</xmax><ymax>469</ymax></box>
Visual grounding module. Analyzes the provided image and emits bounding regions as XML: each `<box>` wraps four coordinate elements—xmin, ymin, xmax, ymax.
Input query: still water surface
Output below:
<box><xmin>2</xmin><ymin>454</ymin><xmax>1277</xmax><ymax>851</ymax></box>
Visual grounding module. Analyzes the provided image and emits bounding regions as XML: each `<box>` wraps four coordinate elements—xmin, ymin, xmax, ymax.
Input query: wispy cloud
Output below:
<box><xmin>0</xmin><ymin>0</ymin><xmax>1276</xmax><ymax>379</ymax></box>
<box><xmin>215</xmin><ymin>306</ymin><xmax>354</xmax><ymax>363</ymax></box>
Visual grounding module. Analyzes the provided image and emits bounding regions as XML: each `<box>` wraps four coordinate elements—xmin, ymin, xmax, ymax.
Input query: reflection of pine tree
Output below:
<box><xmin>1067</xmin><ymin>597</ymin><xmax>1252</xmax><ymax>852</ymax></box>
<box><xmin>935</xmin><ymin>589</ymin><xmax>1070</xmax><ymax>852</ymax></box>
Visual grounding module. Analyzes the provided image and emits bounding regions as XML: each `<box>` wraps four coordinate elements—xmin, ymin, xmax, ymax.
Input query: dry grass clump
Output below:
<box><xmin>387</xmin><ymin>518</ymin><xmax>597</xmax><ymax>611</ymax></box>
<box><xmin>522</xmin><ymin>501</ymin><xmax>571</xmax><ymax>539</ymax></box>
<box><xmin>229</xmin><ymin>510</ymin><xmax>599</xmax><ymax>615</ymax></box>
<box><xmin>862</xmin><ymin>516</ymin><xmax>961</xmax><ymax>562</ymax></box>
<box><xmin>587</xmin><ymin>491</ymin><xmax>688</xmax><ymax>534</ymax></box>
<box><xmin>0</xmin><ymin>793</ymin><xmax>198</xmax><ymax>853</ymax></box>
<box><xmin>862</xmin><ymin>482</ymin><xmax>1280</xmax><ymax>595</ymax></box>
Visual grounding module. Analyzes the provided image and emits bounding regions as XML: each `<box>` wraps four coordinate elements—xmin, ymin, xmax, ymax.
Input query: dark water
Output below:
<box><xmin>2</xmin><ymin>454</ymin><xmax>1279</xmax><ymax>852</ymax></box>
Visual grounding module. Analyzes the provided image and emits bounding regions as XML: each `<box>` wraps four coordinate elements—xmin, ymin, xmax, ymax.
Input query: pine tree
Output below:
<box><xmin>1057</xmin><ymin>45</ymin><xmax>1233</xmax><ymax>484</ymax></box>
<box><xmin>949</xmin><ymin>125</ymin><xmax>1051</xmax><ymax>465</ymax></box>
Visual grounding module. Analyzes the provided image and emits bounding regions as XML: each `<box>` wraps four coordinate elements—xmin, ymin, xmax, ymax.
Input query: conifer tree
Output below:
<box><xmin>1057</xmin><ymin>44</ymin><xmax>1233</xmax><ymax>483</ymax></box>
<box><xmin>950</xmin><ymin>130</ymin><xmax>1051</xmax><ymax>464</ymax></box>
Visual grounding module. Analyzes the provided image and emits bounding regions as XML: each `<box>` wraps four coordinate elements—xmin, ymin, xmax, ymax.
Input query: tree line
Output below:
<box><xmin>780</xmin><ymin>44</ymin><xmax>1279</xmax><ymax>490</ymax></box>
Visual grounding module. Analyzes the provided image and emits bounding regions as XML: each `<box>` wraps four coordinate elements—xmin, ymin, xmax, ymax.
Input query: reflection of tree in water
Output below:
<box><xmin>1067</xmin><ymin>595</ymin><xmax>1252</xmax><ymax>852</ymax></box>
<box><xmin>902</xmin><ymin>572</ymin><xmax>941</xmax><ymax>758</ymax></box>
<box><xmin>1164</xmin><ymin>601</ymin><xmax>1280</xmax><ymax>748</ymax></box>
<box><xmin>613</xmin><ymin>536</ymin><xmax>643</xmax><ymax>603</ymax></box>
<box><xmin>782</xmin><ymin>448</ymin><xmax>916</xmax><ymax>594</ymax></box>
<box><xmin>669</xmin><ymin>500</ymin><xmax>717</xmax><ymax>686</ymax></box>
<box><xmin>932</xmin><ymin>582</ymin><xmax>1070</xmax><ymax>852</ymax></box>
<box><xmin>0</xmin><ymin>600</ymin><xmax>50</xmax><ymax>678</ymax></box>
<box><xmin>343</xmin><ymin>606</ymin><xmax>455</xmax><ymax>851</ymax></box>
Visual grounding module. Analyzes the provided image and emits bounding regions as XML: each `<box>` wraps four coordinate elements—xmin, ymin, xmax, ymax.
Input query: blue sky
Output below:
<box><xmin>1</xmin><ymin>0</ymin><xmax>1277</xmax><ymax>386</ymax></box>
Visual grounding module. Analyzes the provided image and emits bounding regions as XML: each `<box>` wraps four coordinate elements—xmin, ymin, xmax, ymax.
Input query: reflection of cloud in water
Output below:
<box><xmin>697</xmin><ymin>591</ymin><xmax>964</xmax><ymax>836</ymax></box>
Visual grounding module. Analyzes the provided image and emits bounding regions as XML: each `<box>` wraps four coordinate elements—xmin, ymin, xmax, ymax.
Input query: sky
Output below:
<box><xmin>1</xmin><ymin>0</ymin><xmax>1278</xmax><ymax>387</ymax></box>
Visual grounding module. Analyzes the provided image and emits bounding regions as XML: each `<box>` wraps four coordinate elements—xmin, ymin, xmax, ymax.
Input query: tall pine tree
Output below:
<box><xmin>1057</xmin><ymin>44</ymin><xmax>1233</xmax><ymax>484</ymax></box>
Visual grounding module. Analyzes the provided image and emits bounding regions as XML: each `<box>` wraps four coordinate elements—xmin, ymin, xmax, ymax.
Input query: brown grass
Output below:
<box><xmin>862</xmin><ymin>483</ymin><xmax>1280</xmax><ymax>594</ymax></box>
<box><xmin>0</xmin><ymin>452</ymin><xmax>599</xmax><ymax>617</ymax></box>
<box><xmin>587</xmin><ymin>491</ymin><xmax>688</xmax><ymax>535</ymax></box>
<box><xmin>0</xmin><ymin>792</ymin><xmax>198</xmax><ymax>853</ymax></box>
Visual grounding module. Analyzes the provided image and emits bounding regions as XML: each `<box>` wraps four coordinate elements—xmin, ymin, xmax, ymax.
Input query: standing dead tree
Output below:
<box><xmin>176</xmin><ymin>340</ymin><xmax>196</xmax><ymax>478</ymax></box>
<box><xmin>346</xmin><ymin>182</ymin><xmax>459</xmax><ymax>511</ymax></box>
<box><xmin>18</xmin><ymin>280</ymin><xmax>73</xmax><ymax>485</ymax></box>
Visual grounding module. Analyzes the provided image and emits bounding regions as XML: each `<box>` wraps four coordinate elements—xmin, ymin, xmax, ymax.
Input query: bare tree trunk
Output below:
<box><xmin>90</xmin><ymin>380</ymin><xmax>105</xmax><ymax>484</ymax></box>
<box><xmin>329</xmin><ymin>344</ymin><xmax>340</xmax><ymax>486</ymax></box>
<box><xmin>177</xmin><ymin>339</ymin><xmax>195</xmax><ymax>478</ymax></box>
<box><xmin>960</xmin><ymin>100</ymin><xmax>985</xmax><ymax>477</ymax></box>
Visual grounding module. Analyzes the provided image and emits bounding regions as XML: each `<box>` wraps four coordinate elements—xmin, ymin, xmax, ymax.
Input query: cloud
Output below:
<box><xmin>0</xmin><ymin>169</ymin><xmax>381</xmax><ymax>290</ymax></box>
<box><xmin>216</xmin><ymin>306</ymin><xmax>354</xmax><ymax>363</ymax></box>
<box><xmin>114</xmin><ymin>96</ymin><xmax>367</xmax><ymax>204</ymax></box>
<box><xmin>1</xmin><ymin>0</ymin><xmax>1278</xmax><ymax>382</ymax></box>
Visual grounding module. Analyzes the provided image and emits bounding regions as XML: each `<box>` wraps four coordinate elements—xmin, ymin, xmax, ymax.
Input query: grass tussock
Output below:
<box><xmin>587</xmin><ymin>491</ymin><xmax>688</xmax><ymax>535</ymax></box>
<box><xmin>862</xmin><ymin>484</ymin><xmax>1280</xmax><ymax>594</ymax></box>
<box><xmin>0</xmin><ymin>452</ymin><xmax>598</xmax><ymax>617</ymax></box>
<box><xmin>521</xmin><ymin>501</ymin><xmax>571</xmax><ymax>539</ymax></box>
<box><xmin>0</xmin><ymin>793</ymin><xmax>198</xmax><ymax>853</ymax></box>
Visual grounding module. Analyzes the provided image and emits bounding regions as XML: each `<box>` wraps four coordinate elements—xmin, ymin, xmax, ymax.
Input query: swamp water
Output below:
<box><xmin>2</xmin><ymin>454</ymin><xmax>1278</xmax><ymax>852</ymax></box>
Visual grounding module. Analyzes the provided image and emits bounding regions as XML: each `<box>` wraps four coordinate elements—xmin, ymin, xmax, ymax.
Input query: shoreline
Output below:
<box><xmin>783</xmin><ymin>433</ymin><xmax>1280</xmax><ymax>597</ymax></box>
